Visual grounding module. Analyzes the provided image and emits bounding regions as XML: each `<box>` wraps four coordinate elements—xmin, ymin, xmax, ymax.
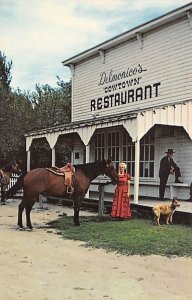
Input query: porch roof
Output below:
<box><xmin>25</xmin><ymin>110</ymin><xmax>137</xmax><ymax>138</ymax></box>
<box><xmin>25</xmin><ymin>98</ymin><xmax>191</xmax><ymax>138</ymax></box>
<box><xmin>25</xmin><ymin>99</ymin><xmax>192</xmax><ymax>151</ymax></box>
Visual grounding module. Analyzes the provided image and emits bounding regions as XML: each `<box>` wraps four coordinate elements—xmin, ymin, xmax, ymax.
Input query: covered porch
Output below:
<box><xmin>25</xmin><ymin>99</ymin><xmax>192</xmax><ymax>203</ymax></box>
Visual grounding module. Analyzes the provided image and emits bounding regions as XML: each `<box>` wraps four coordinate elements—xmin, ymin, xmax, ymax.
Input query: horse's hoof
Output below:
<box><xmin>18</xmin><ymin>226</ymin><xmax>24</xmax><ymax>231</ymax></box>
<box><xmin>27</xmin><ymin>225</ymin><xmax>33</xmax><ymax>230</ymax></box>
<box><xmin>74</xmin><ymin>223</ymin><xmax>81</xmax><ymax>226</ymax></box>
<box><xmin>26</xmin><ymin>227</ymin><xmax>33</xmax><ymax>231</ymax></box>
<box><xmin>1</xmin><ymin>202</ymin><xmax>6</xmax><ymax>205</ymax></box>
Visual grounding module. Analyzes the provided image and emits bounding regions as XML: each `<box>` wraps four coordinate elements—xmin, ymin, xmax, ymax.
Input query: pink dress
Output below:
<box><xmin>111</xmin><ymin>173</ymin><xmax>131</xmax><ymax>219</ymax></box>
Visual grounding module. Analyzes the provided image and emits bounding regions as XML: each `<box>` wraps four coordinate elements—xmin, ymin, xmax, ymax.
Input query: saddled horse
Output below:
<box><xmin>7</xmin><ymin>159</ymin><xmax>117</xmax><ymax>229</ymax></box>
<box><xmin>0</xmin><ymin>161</ymin><xmax>21</xmax><ymax>205</ymax></box>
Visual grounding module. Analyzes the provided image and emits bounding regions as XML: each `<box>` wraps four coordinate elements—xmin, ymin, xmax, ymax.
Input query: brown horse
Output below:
<box><xmin>0</xmin><ymin>161</ymin><xmax>21</xmax><ymax>205</ymax></box>
<box><xmin>9</xmin><ymin>159</ymin><xmax>117</xmax><ymax>229</ymax></box>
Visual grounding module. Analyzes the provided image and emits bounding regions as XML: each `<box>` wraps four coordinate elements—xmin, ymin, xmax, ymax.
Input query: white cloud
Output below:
<box><xmin>0</xmin><ymin>0</ymin><xmax>190</xmax><ymax>91</ymax></box>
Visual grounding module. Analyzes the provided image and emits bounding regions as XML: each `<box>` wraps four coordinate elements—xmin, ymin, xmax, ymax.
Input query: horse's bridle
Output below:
<box><xmin>105</xmin><ymin>163</ymin><xmax>117</xmax><ymax>184</ymax></box>
<box><xmin>12</xmin><ymin>162</ymin><xmax>21</xmax><ymax>174</ymax></box>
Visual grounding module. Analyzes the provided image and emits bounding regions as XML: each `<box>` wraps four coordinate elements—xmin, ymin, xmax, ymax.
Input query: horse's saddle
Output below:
<box><xmin>46</xmin><ymin>163</ymin><xmax>75</xmax><ymax>194</ymax></box>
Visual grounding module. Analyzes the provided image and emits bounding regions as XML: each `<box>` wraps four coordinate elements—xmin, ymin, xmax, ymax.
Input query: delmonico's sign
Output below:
<box><xmin>90</xmin><ymin>64</ymin><xmax>161</xmax><ymax>111</ymax></box>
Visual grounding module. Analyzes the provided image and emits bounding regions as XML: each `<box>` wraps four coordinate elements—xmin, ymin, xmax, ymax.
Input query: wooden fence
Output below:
<box><xmin>7</xmin><ymin>173</ymin><xmax>23</xmax><ymax>197</ymax></box>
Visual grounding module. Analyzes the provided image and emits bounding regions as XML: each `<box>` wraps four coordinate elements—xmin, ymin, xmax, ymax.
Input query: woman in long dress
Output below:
<box><xmin>111</xmin><ymin>162</ymin><xmax>131</xmax><ymax>219</ymax></box>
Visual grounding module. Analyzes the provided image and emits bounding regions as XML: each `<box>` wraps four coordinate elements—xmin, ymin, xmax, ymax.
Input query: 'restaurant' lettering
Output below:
<box><xmin>90</xmin><ymin>82</ymin><xmax>161</xmax><ymax>111</ymax></box>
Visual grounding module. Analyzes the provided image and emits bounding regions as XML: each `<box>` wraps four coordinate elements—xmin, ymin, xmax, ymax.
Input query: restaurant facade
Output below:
<box><xmin>25</xmin><ymin>3</ymin><xmax>192</xmax><ymax>202</ymax></box>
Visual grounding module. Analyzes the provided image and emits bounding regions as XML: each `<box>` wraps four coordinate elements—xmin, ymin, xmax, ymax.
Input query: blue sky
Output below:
<box><xmin>0</xmin><ymin>0</ymin><xmax>190</xmax><ymax>91</ymax></box>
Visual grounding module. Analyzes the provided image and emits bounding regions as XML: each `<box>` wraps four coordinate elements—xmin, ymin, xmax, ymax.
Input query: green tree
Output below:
<box><xmin>30</xmin><ymin>79</ymin><xmax>71</xmax><ymax>130</ymax></box>
<box><xmin>0</xmin><ymin>88</ymin><xmax>34</xmax><ymax>165</ymax></box>
<box><xmin>0</xmin><ymin>51</ymin><xmax>71</xmax><ymax>167</ymax></box>
<box><xmin>0</xmin><ymin>51</ymin><xmax>12</xmax><ymax>91</ymax></box>
<box><xmin>29</xmin><ymin>79</ymin><xmax>71</xmax><ymax>167</ymax></box>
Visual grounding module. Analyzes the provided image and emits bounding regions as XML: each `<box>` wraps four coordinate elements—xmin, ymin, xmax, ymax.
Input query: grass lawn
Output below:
<box><xmin>49</xmin><ymin>215</ymin><xmax>192</xmax><ymax>257</ymax></box>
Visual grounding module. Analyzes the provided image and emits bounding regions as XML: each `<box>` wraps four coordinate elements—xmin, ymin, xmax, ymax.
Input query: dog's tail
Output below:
<box><xmin>4</xmin><ymin>172</ymin><xmax>27</xmax><ymax>199</ymax></box>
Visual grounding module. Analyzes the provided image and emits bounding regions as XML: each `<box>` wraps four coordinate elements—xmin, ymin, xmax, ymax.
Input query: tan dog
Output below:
<box><xmin>153</xmin><ymin>197</ymin><xmax>180</xmax><ymax>226</ymax></box>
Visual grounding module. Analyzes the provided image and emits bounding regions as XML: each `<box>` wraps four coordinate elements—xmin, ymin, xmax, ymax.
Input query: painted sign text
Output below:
<box><xmin>91</xmin><ymin>82</ymin><xmax>161</xmax><ymax>111</ymax></box>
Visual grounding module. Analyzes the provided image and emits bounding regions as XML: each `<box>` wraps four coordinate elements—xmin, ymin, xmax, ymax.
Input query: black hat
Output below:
<box><xmin>165</xmin><ymin>149</ymin><xmax>175</xmax><ymax>154</ymax></box>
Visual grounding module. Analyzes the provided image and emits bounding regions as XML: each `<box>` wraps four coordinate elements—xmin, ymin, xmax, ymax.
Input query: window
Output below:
<box><xmin>94</xmin><ymin>129</ymin><xmax>134</xmax><ymax>173</ymax></box>
<box><xmin>122</xmin><ymin>131</ymin><xmax>135</xmax><ymax>176</ymax></box>
<box><xmin>94</xmin><ymin>133</ymin><xmax>105</xmax><ymax>160</ymax></box>
<box><xmin>140</xmin><ymin>130</ymin><xmax>154</xmax><ymax>178</ymax></box>
<box><xmin>107</xmin><ymin>131</ymin><xmax>120</xmax><ymax>170</ymax></box>
<box><xmin>93</xmin><ymin>128</ymin><xmax>155</xmax><ymax>178</ymax></box>
<box><xmin>75</xmin><ymin>152</ymin><xmax>79</xmax><ymax>159</ymax></box>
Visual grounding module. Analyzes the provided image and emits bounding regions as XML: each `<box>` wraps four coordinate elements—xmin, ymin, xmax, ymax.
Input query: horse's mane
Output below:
<box><xmin>74</xmin><ymin>160</ymin><xmax>106</xmax><ymax>178</ymax></box>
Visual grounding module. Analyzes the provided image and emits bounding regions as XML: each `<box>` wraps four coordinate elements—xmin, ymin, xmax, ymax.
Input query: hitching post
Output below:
<box><xmin>98</xmin><ymin>183</ymin><xmax>105</xmax><ymax>217</ymax></box>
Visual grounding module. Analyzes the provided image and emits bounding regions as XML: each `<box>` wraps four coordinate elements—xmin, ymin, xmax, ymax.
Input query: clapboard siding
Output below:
<box><xmin>176</xmin><ymin>136</ymin><xmax>192</xmax><ymax>183</ymax></box>
<box><xmin>72</xmin><ymin>16</ymin><xmax>192</xmax><ymax>121</ymax></box>
<box><xmin>73</xmin><ymin>20</ymin><xmax>191</xmax><ymax>73</ymax></box>
<box><xmin>74</xmin><ymin>49</ymin><xmax>192</xmax><ymax>83</ymax></box>
<box><xmin>74</xmin><ymin>23</ymin><xmax>191</xmax><ymax>72</ymax></box>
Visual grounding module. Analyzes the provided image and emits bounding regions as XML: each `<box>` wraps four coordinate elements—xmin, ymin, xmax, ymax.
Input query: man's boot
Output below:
<box><xmin>175</xmin><ymin>177</ymin><xmax>183</xmax><ymax>183</ymax></box>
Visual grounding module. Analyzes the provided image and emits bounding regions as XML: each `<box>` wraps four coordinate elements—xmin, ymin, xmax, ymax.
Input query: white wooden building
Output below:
<box><xmin>25</xmin><ymin>3</ymin><xmax>192</xmax><ymax>202</ymax></box>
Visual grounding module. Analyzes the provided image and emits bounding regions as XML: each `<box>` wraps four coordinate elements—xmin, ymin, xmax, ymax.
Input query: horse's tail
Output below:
<box><xmin>4</xmin><ymin>172</ymin><xmax>27</xmax><ymax>199</ymax></box>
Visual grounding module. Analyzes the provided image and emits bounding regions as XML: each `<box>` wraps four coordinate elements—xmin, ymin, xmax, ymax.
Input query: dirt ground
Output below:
<box><xmin>0</xmin><ymin>200</ymin><xmax>192</xmax><ymax>300</ymax></box>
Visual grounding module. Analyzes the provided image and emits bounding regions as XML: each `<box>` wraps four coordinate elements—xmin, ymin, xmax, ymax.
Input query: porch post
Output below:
<box><xmin>51</xmin><ymin>147</ymin><xmax>56</xmax><ymax>166</ymax></box>
<box><xmin>27</xmin><ymin>150</ymin><xmax>31</xmax><ymax>171</ymax></box>
<box><xmin>134</xmin><ymin>138</ymin><xmax>140</xmax><ymax>204</ymax></box>
<box><xmin>46</xmin><ymin>133</ymin><xmax>58</xmax><ymax>167</ymax></box>
<box><xmin>85</xmin><ymin>144</ymin><xmax>90</xmax><ymax>198</ymax></box>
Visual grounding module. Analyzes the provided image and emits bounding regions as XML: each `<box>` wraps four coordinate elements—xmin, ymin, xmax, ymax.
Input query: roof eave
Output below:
<box><xmin>62</xmin><ymin>3</ymin><xmax>192</xmax><ymax>66</ymax></box>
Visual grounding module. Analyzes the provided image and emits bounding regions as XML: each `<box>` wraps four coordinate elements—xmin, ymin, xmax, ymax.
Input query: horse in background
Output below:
<box><xmin>6</xmin><ymin>159</ymin><xmax>117</xmax><ymax>229</ymax></box>
<box><xmin>0</xmin><ymin>161</ymin><xmax>21</xmax><ymax>205</ymax></box>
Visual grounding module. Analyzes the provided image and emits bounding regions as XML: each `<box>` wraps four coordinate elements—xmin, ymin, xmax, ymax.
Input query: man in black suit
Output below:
<box><xmin>159</xmin><ymin>149</ymin><xmax>182</xmax><ymax>199</ymax></box>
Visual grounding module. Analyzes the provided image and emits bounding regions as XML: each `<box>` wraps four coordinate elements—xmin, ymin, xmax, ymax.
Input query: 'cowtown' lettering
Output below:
<box><xmin>90</xmin><ymin>82</ymin><xmax>161</xmax><ymax>111</ymax></box>
<box><xmin>104</xmin><ymin>77</ymin><xmax>141</xmax><ymax>93</ymax></box>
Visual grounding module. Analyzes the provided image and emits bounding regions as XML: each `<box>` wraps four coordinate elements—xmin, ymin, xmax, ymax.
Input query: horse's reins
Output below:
<box><xmin>106</xmin><ymin>163</ymin><xmax>117</xmax><ymax>183</ymax></box>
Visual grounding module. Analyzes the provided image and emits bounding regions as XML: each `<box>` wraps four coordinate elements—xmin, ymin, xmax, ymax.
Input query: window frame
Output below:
<box><xmin>92</xmin><ymin>127</ymin><xmax>155</xmax><ymax>179</ymax></box>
